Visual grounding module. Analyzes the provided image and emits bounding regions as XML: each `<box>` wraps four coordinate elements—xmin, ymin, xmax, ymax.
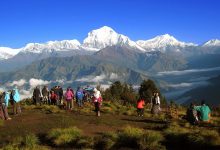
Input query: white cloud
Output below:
<box><xmin>29</xmin><ymin>78</ymin><xmax>50</xmax><ymax>89</ymax></box>
<box><xmin>7</xmin><ymin>79</ymin><xmax>27</xmax><ymax>87</ymax></box>
<box><xmin>19</xmin><ymin>89</ymin><xmax>32</xmax><ymax>100</ymax></box>
<box><xmin>109</xmin><ymin>73</ymin><xmax>118</xmax><ymax>80</ymax></box>
<box><xmin>157</xmin><ymin>67</ymin><xmax>220</xmax><ymax>76</ymax></box>
<box><xmin>167</xmin><ymin>83</ymin><xmax>193</xmax><ymax>88</ymax></box>
<box><xmin>76</xmin><ymin>74</ymin><xmax>106</xmax><ymax>82</ymax></box>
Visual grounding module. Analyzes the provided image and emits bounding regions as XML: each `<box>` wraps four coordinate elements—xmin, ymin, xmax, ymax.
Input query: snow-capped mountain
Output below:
<box><xmin>0</xmin><ymin>47</ymin><xmax>20</xmax><ymax>60</ymax></box>
<box><xmin>202</xmin><ymin>39</ymin><xmax>220</xmax><ymax>47</ymax></box>
<box><xmin>82</xmin><ymin>26</ymin><xmax>146</xmax><ymax>52</ymax></box>
<box><xmin>21</xmin><ymin>40</ymin><xmax>81</xmax><ymax>53</ymax></box>
<box><xmin>136</xmin><ymin>34</ymin><xmax>196</xmax><ymax>52</ymax></box>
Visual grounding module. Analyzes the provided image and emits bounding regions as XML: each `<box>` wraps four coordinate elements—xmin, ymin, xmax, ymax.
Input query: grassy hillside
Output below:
<box><xmin>0</xmin><ymin>101</ymin><xmax>220</xmax><ymax>149</ymax></box>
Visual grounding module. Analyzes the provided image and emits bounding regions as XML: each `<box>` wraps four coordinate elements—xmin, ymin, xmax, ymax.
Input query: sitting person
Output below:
<box><xmin>186</xmin><ymin>102</ymin><xmax>198</xmax><ymax>125</ymax></box>
<box><xmin>195</xmin><ymin>100</ymin><xmax>211</xmax><ymax>122</ymax></box>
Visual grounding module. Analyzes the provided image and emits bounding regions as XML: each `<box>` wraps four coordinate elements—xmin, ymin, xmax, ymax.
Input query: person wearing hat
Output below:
<box><xmin>93</xmin><ymin>88</ymin><xmax>102</xmax><ymax>117</ymax></box>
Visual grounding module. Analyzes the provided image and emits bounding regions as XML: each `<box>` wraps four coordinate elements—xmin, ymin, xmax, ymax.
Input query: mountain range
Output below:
<box><xmin>0</xmin><ymin>26</ymin><xmax>220</xmax><ymax>104</ymax></box>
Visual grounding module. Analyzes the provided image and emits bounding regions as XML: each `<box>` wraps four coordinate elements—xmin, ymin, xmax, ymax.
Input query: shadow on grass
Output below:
<box><xmin>121</xmin><ymin>118</ymin><xmax>167</xmax><ymax>124</ymax></box>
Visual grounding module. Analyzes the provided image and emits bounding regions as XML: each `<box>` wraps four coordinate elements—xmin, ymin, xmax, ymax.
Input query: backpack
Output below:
<box><xmin>65</xmin><ymin>91</ymin><xmax>73</xmax><ymax>100</ymax></box>
<box><xmin>152</xmin><ymin>96</ymin><xmax>157</xmax><ymax>105</ymax></box>
<box><xmin>76</xmin><ymin>91</ymin><xmax>83</xmax><ymax>99</ymax></box>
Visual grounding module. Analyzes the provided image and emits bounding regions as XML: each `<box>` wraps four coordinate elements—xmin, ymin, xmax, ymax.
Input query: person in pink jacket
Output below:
<box><xmin>65</xmin><ymin>87</ymin><xmax>74</xmax><ymax>110</ymax></box>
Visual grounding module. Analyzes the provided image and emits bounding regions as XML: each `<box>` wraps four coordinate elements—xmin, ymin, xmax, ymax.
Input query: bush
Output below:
<box><xmin>95</xmin><ymin>132</ymin><xmax>118</xmax><ymax>150</ymax></box>
<box><xmin>2</xmin><ymin>134</ymin><xmax>47</xmax><ymax>150</ymax></box>
<box><xmin>23</xmin><ymin>134</ymin><xmax>39</xmax><ymax>148</ymax></box>
<box><xmin>117</xmin><ymin>126</ymin><xmax>144</xmax><ymax>148</ymax></box>
<box><xmin>47</xmin><ymin>126</ymin><xmax>82</xmax><ymax>146</ymax></box>
<box><xmin>75</xmin><ymin>136</ymin><xmax>94</xmax><ymax>149</ymax></box>
<box><xmin>187</xmin><ymin>130</ymin><xmax>220</xmax><ymax>147</ymax></box>
<box><xmin>140</xmin><ymin>130</ymin><xmax>165</xmax><ymax>150</ymax></box>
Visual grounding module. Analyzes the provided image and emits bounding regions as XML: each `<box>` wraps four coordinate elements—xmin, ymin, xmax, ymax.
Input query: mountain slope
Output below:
<box><xmin>0</xmin><ymin>55</ymin><xmax>149</xmax><ymax>85</ymax></box>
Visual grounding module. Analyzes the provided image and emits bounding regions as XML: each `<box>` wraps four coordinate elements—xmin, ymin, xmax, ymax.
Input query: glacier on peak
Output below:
<box><xmin>137</xmin><ymin>34</ymin><xmax>196</xmax><ymax>51</ymax></box>
<box><xmin>21</xmin><ymin>40</ymin><xmax>81</xmax><ymax>53</ymax></box>
<box><xmin>82</xmin><ymin>26</ymin><xmax>146</xmax><ymax>51</ymax></box>
<box><xmin>202</xmin><ymin>39</ymin><xmax>220</xmax><ymax>47</ymax></box>
<box><xmin>0</xmin><ymin>47</ymin><xmax>21</xmax><ymax>60</ymax></box>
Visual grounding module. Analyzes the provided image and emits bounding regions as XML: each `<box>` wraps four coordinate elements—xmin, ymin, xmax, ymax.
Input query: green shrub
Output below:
<box><xmin>117</xmin><ymin>126</ymin><xmax>144</xmax><ymax>148</ymax></box>
<box><xmin>187</xmin><ymin>130</ymin><xmax>220</xmax><ymax>147</ymax></box>
<box><xmin>75</xmin><ymin>136</ymin><xmax>94</xmax><ymax>149</ymax></box>
<box><xmin>47</xmin><ymin>126</ymin><xmax>82</xmax><ymax>146</ymax></box>
<box><xmin>140</xmin><ymin>130</ymin><xmax>165</xmax><ymax>150</ymax></box>
<box><xmin>95</xmin><ymin>132</ymin><xmax>118</xmax><ymax>150</ymax></box>
<box><xmin>23</xmin><ymin>134</ymin><xmax>39</xmax><ymax>148</ymax></box>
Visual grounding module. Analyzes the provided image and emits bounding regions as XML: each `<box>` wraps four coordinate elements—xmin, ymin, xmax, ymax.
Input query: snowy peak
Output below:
<box><xmin>202</xmin><ymin>39</ymin><xmax>220</xmax><ymax>47</ymax></box>
<box><xmin>0</xmin><ymin>47</ymin><xmax>20</xmax><ymax>60</ymax></box>
<box><xmin>82</xmin><ymin>26</ymin><xmax>145</xmax><ymax>51</ymax></box>
<box><xmin>137</xmin><ymin>34</ymin><xmax>196</xmax><ymax>51</ymax></box>
<box><xmin>21</xmin><ymin>40</ymin><xmax>81</xmax><ymax>53</ymax></box>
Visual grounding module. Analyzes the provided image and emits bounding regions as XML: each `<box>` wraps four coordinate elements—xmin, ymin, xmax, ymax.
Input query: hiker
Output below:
<box><xmin>186</xmin><ymin>102</ymin><xmax>199</xmax><ymax>125</ymax></box>
<box><xmin>65</xmin><ymin>87</ymin><xmax>74</xmax><ymax>110</ymax></box>
<box><xmin>12</xmin><ymin>87</ymin><xmax>21</xmax><ymax>115</ymax></box>
<box><xmin>151</xmin><ymin>92</ymin><xmax>161</xmax><ymax>115</ymax></box>
<box><xmin>42</xmin><ymin>85</ymin><xmax>50</xmax><ymax>104</ymax></box>
<box><xmin>137</xmin><ymin>98</ymin><xmax>145</xmax><ymax>117</ymax></box>
<box><xmin>33</xmin><ymin>86</ymin><xmax>42</xmax><ymax>105</ymax></box>
<box><xmin>58</xmin><ymin>86</ymin><xmax>63</xmax><ymax>105</ymax></box>
<box><xmin>50</xmin><ymin>91</ymin><xmax>57</xmax><ymax>105</ymax></box>
<box><xmin>93</xmin><ymin>88</ymin><xmax>102</xmax><ymax>117</ymax></box>
<box><xmin>195</xmin><ymin>100</ymin><xmax>211</xmax><ymax>122</ymax></box>
<box><xmin>0</xmin><ymin>92</ymin><xmax>11</xmax><ymax>120</ymax></box>
<box><xmin>53</xmin><ymin>86</ymin><xmax>60</xmax><ymax>105</ymax></box>
<box><xmin>76</xmin><ymin>87</ymin><xmax>84</xmax><ymax>107</ymax></box>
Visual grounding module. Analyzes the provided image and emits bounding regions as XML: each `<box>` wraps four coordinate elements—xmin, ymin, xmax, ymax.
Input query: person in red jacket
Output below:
<box><xmin>137</xmin><ymin>98</ymin><xmax>145</xmax><ymax>117</ymax></box>
<box><xmin>50</xmin><ymin>91</ymin><xmax>57</xmax><ymax>105</ymax></box>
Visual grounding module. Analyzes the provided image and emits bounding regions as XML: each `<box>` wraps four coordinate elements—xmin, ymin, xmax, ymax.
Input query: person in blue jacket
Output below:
<box><xmin>12</xmin><ymin>87</ymin><xmax>21</xmax><ymax>115</ymax></box>
<box><xmin>0</xmin><ymin>91</ymin><xmax>11</xmax><ymax>120</ymax></box>
<box><xmin>76</xmin><ymin>87</ymin><xmax>84</xmax><ymax>107</ymax></box>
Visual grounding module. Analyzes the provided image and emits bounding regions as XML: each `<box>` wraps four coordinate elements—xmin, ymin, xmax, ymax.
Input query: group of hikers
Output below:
<box><xmin>186</xmin><ymin>101</ymin><xmax>211</xmax><ymax>124</ymax></box>
<box><xmin>0</xmin><ymin>86</ymin><xmax>212</xmax><ymax>125</ymax></box>
<box><xmin>0</xmin><ymin>87</ymin><xmax>21</xmax><ymax>120</ymax></box>
<box><xmin>0</xmin><ymin>85</ymin><xmax>103</xmax><ymax>120</ymax></box>
<box><xmin>136</xmin><ymin>91</ymin><xmax>212</xmax><ymax>125</ymax></box>
<box><xmin>32</xmin><ymin>85</ymin><xmax>103</xmax><ymax>116</ymax></box>
<box><xmin>137</xmin><ymin>92</ymin><xmax>161</xmax><ymax>117</ymax></box>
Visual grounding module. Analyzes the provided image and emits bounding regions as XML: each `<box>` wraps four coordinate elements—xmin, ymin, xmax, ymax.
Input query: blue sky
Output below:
<box><xmin>0</xmin><ymin>0</ymin><xmax>220</xmax><ymax>48</ymax></box>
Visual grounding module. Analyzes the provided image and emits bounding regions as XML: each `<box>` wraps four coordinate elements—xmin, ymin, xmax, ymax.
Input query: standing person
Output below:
<box><xmin>33</xmin><ymin>86</ymin><xmax>42</xmax><ymax>105</ymax></box>
<box><xmin>58</xmin><ymin>86</ymin><xmax>63</xmax><ymax>105</ymax></box>
<box><xmin>70</xmin><ymin>88</ymin><xmax>74</xmax><ymax>109</ymax></box>
<box><xmin>50</xmin><ymin>91</ymin><xmax>57</xmax><ymax>105</ymax></box>
<box><xmin>53</xmin><ymin>86</ymin><xmax>60</xmax><ymax>105</ymax></box>
<box><xmin>195</xmin><ymin>100</ymin><xmax>211</xmax><ymax>122</ymax></box>
<box><xmin>76</xmin><ymin>87</ymin><xmax>84</xmax><ymax>107</ymax></box>
<box><xmin>12</xmin><ymin>87</ymin><xmax>21</xmax><ymax>115</ymax></box>
<box><xmin>137</xmin><ymin>97</ymin><xmax>145</xmax><ymax>117</ymax></box>
<box><xmin>151</xmin><ymin>92</ymin><xmax>161</xmax><ymax>115</ymax></box>
<box><xmin>65</xmin><ymin>87</ymin><xmax>74</xmax><ymax>110</ymax></box>
<box><xmin>0</xmin><ymin>92</ymin><xmax>11</xmax><ymax>120</ymax></box>
<box><xmin>42</xmin><ymin>86</ymin><xmax>49</xmax><ymax>104</ymax></box>
<box><xmin>93</xmin><ymin>88</ymin><xmax>102</xmax><ymax>117</ymax></box>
